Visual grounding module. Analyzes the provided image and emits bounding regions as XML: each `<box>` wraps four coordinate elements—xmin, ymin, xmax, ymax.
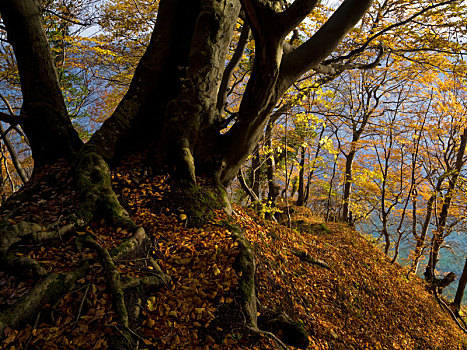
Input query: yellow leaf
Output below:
<box><xmin>147</xmin><ymin>296</ymin><xmax>156</xmax><ymax>311</ymax></box>
<box><xmin>146</xmin><ymin>318</ymin><xmax>155</xmax><ymax>328</ymax></box>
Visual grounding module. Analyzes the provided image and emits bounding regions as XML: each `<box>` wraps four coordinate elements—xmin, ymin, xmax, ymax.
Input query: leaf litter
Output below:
<box><xmin>0</xmin><ymin>159</ymin><xmax>466</xmax><ymax>349</ymax></box>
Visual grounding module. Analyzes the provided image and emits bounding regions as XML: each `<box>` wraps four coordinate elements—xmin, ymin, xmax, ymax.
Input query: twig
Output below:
<box><xmin>113</xmin><ymin>325</ymin><xmax>134</xmax><ymax>348</ymax></box>
<box><xmin>24</xmin><ymin>311</ymin><xmax>41</xmax><ymax>350</ymax></box>
<box><xmin>72</xmin><ymin>285</ymin><xmax>90</xmax><ymax>331</ymax></box>
<box><xmin>126</xmin><ymin>326</ymin><xmax>145</xmax><ymax>342</ymax></box>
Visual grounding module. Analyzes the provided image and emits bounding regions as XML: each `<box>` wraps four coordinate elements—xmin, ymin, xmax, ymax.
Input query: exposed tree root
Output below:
<box><xmin>74</xmin><ymin>149</ymin><xmax>135</xmax><ymax>229</ymax></box>
<box><xmin>79</xmin><ymin>234</ymin><xmax>129</xmax><ymax>328</ymax></box>
<box><xmin>1</xmin><ymin>252</ymin><xmax>47</xmax><ymax>279</ymax></box>
<box><xmin>230</xmin><ymin>225</ymin><xmax>310</xmax><ymax>349</ymax></box>
<box><xmin>248</xmin><ymin>327</ymin><xmax>291</xmax><ymax>350</ymax></box>
<box><xmin>0</xmin><ymin>220</ymin><xmax>76</xmax><ymax>280</ymax></box>
<box><xmin>76</xmin><ymin>228</ymin><xmax>172</xmax><ymax>349</ymax></box>
<box><xmin>0</xmin><ymin>221</ymin><xmax>75</xmax><ymax>257</ymax></box>
<box><xmin>121</xmin><ymin>275</ymin><xmax>172</xmax><ymax>290</ymax></box>
<box><xmin>0</xmin><ymin>262</ymin><xmax>89</xmax><ymax>336</ymax></box>
<box><xmin>231</xmin><ymin>227</ymin><xmax>258</xmax><ymax>329</ymax></box>
<box><xmin>111</xmin><ymin>227</ymin><xmax>150</xmax><ymax>262</ymax></box>
<box><xmin>257</xmin><ymin>302</ymin><xmax>309</xmax><ymax>349</ymax></box>
<box><xmin>290</xmin><ymin>248</ymin><xmax>330</xmax><ymax>270</ymax></box>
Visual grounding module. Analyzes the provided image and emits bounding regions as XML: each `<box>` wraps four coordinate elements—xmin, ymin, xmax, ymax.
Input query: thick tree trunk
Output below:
<box><xmin>0</xmin><ymin>0</ymin><xmax>82</xmax><ymax>170</ymax></box>
<box><xmin>86</xmin><ymin>0</ymin><xmax>200</xmax><ymax>162</ymax></box>
<box><xmin>161</xmin><ymin>0</ymin><xmax>241</xmax><ymax>183</ymax></box>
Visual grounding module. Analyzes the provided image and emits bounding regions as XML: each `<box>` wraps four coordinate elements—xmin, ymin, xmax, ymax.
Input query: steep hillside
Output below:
<box><xmin>243</xmin><ymin>205</ymin><xmax>467</xmax><ymax>349</ymax></box>
<box><xmin>0</xmin><ymin>162</ymin><xmax>466</xmax><ymax>349</ymax></box>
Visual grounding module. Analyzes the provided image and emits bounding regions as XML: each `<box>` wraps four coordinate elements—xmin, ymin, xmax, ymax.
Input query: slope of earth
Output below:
<box><xmin>244</xmin><ymin>205</ymin><xmax>467</xmax><ymax>350</ymax></box>
<box><xmin>0</xmin><ymin>159</ymin><xmax>465</xmax><ymax>349</ymax></box>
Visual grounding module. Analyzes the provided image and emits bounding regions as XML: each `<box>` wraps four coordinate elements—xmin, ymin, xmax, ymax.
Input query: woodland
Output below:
<box><xmin>0</xmin><ymin>0</ymin><xmax>467</xmax><ymax>349</ymax></box>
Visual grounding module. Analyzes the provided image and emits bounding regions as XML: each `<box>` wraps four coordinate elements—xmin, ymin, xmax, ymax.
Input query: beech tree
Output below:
<box><xmin>0</xmin><ymin>0</ymin><xmax>377</xmax><ymax>345</ymax></box>
<box><xmin>1</xmin><ymin>0</ymin><xmax>466</xmax><ymax>346</ymax></box>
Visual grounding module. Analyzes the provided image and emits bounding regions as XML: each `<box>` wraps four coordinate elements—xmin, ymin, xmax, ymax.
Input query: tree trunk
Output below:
<box><xmin>160</xmin><ymin>0</ymin><xmax>242</xmax><ymax>183</ymax></box>
<box><xmin>0</xmin><ymin>0</ymin><xmax>82</xmax><ymax>170</ymax></box>
<box><xmin>296</xmin><ymin>145</ymin><xmax>306</xmax><ymax>206</ymax></box>
<box><xmin>304</xmin><ymin>127</ymin><xmax>325</xmax><ymax>205</ymax></box>
<box><xmin>0</xmin><ymin>124</ymin><xmax>28</xmax><ymax>184</ymax></box>
<box><xmin>85</xmin><ymin>0</ymin><xmax>201</xmax><ymax>163</ymax></box>
<box><xmin>411</xmin><ymin>179</ymin><xmax>442</xmax><ymax>273</ymax></box>
<box><xmin>342</xmin><ymin>151</ymin><xmax>355</xmax><ymax>223</ymax></box>
<box><xmin>265</xmin><ymin>120</ymin><xmax>279</xmax><ymax>206</ymax></box>
<box><xmin>326</xmin><ymin>158</ymin><xmax>338</xmax><ymax>221</ymax></box>
<box><xmin>425</xmin><ymin>128</ymin><xmax>467</xmax><ymax>282</ymax></box>
<box><xmin>453</xmin><ymin>258</ymin><xmax>467</xmax><ymax>313</ymax></box>
<box><xmin>0</xmin><ymin>95</ymin><xmax>28</xmax><ymax>183</ymax></box>
<box><xmin>251</xmin><ymin>145</ymin><xmax>261</xmax><ymax>199</ymax></box>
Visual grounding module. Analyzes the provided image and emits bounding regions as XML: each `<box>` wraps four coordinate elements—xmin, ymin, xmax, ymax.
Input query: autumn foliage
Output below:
<box><xmin>0</xmin><ymin>156</ymin><xmax>465</xmax><ymax>349</ymax></box>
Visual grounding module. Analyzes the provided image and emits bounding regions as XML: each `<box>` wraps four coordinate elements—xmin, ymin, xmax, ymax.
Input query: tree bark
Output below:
<box><xmin>411</xmin><ymin>178</ymin><xmax>442</xmax><ymax>273</ymax></box>
<box><xmin>296</xmin><ymin>146</ymin><xmax>306</xmax><ymax>206</ymax></box>
<box><xmin>265</xmin><ymin>120</ymin><xmax>279</xmax><ymax>206</ymax></box>
<box><xmin>425</xmin><ymin>127</ymin><xmax>467</xmax><ymax>282</ymax></box>
<box><xmin>85</xmin><ymin>0</ymin><xmax>201</xmax><ymax>162</ymax></box>
<box><xmin>453</xmin><ymin>258</ymin><xmax>467</xmax><ymax>313</ymax></box>
<box><xmin>0</xmin><ymin>0</ymin><xmax>82</xmax><ymax>170</ymax></box>
<box><xmin>161</xmin><ymin>0</ymin><xmax>242</xmax><ymax>183</ymax></box>
<box><xmin>342</xmin><ymin>150</ymin><xmax>355</xmax><ymax>223</ymax></box>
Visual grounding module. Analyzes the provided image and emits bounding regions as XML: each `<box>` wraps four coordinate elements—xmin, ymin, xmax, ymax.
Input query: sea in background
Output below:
<box><xmin>358</xmin><ymin>223</ymin><xmax>466</xmax><ymax>306</ymax></box>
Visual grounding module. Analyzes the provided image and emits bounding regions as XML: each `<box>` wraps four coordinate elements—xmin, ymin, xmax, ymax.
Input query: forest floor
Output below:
<box><xmin>0</xmin><ymin>159</ymin><xmax>466</xmax><ymax>349</ymax></box>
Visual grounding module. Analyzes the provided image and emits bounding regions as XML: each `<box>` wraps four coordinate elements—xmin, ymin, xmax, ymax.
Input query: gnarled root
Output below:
<box><xmin>76</xmin><ymin>228</ymin><xmax>171</xmax><ymax>349</ymax></box>
<box><xmin>78</xmin><ymin>234</ymin><xmax>129</xmax><ymax>328</ymax></box>
<box><xmin>74</xmin><ymin>148</ymin><xmax>135</xmax><ymax>229</ymax></box>
<box><xmin>1</xmin><ymin>252</ymin><xmax>47</xmax><ymax>279</ymax></box>
<box><xmin>0</xmin><ymin>221</ymin><xmax>75</xmax><ymax>257</ymax></box>
<box><xmin>0</xmin><ymin>262</ymin><xmax>89</xmax><ymax>336</ymax></box>
<box><xmin>0</xmin><ymin>220</ymin><xmax>76</xmax><ymax>279</ymax></box>
<box><xmin>230</xmin><ymin>225</ymin><xmax>310</xmax><ymax>349</ymax></box>
<box><xmin>257</xmin><ymin>302</ymin><xmax>310</xmax><ymax>349</ymax></box>
<box><xmin>111</xmin><ymin>227</ymin><xmax>151</xmax><ymax>262</ymax></box>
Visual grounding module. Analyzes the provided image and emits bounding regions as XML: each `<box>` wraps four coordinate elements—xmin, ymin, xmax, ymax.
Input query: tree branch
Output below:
<box><xmin>42</xmin><ymin>8</ymin><xmax>91</xmax><ymax>27</ymax></box>
<box><xmin>217</xmin><ymin>22</ymin><xmax>250</xmax><ymax>113</ymax></box>
<box><xmin>241</xmin><ymin>0</ymin><xmax>280</xmax><ymax>42</ymax></box>
<box><xmin>0</xmin><ymin>111</ymin><xmax>25</xmax><ymax>125</ymax></box>
<box><xmin>280</xmin><ymin>0</ymin><xmax>373</xmax><ymax>85</ymax></box>
<box><xmin>238</xmin><ymin>167</ymin><xmax>260</xmax><ymax>203</ymax></box>
<box><xmin>315</xmin><ymin>43</ymin><xmax>385</xmax><ymax>75</ymax></box>
<box><xmin>276</xmin><ymin>0</ymin><xmax>320</xmax><ymax>38</ymax></box>
<box><xmin>0</xmin><ymin>92</ymin><xmax>29</xmax><ymax>139</ymax></box>
<box><xmin>324</xmin><ymin>0</ymin><xmax>459</xmax><ymax>65</ymax></box>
